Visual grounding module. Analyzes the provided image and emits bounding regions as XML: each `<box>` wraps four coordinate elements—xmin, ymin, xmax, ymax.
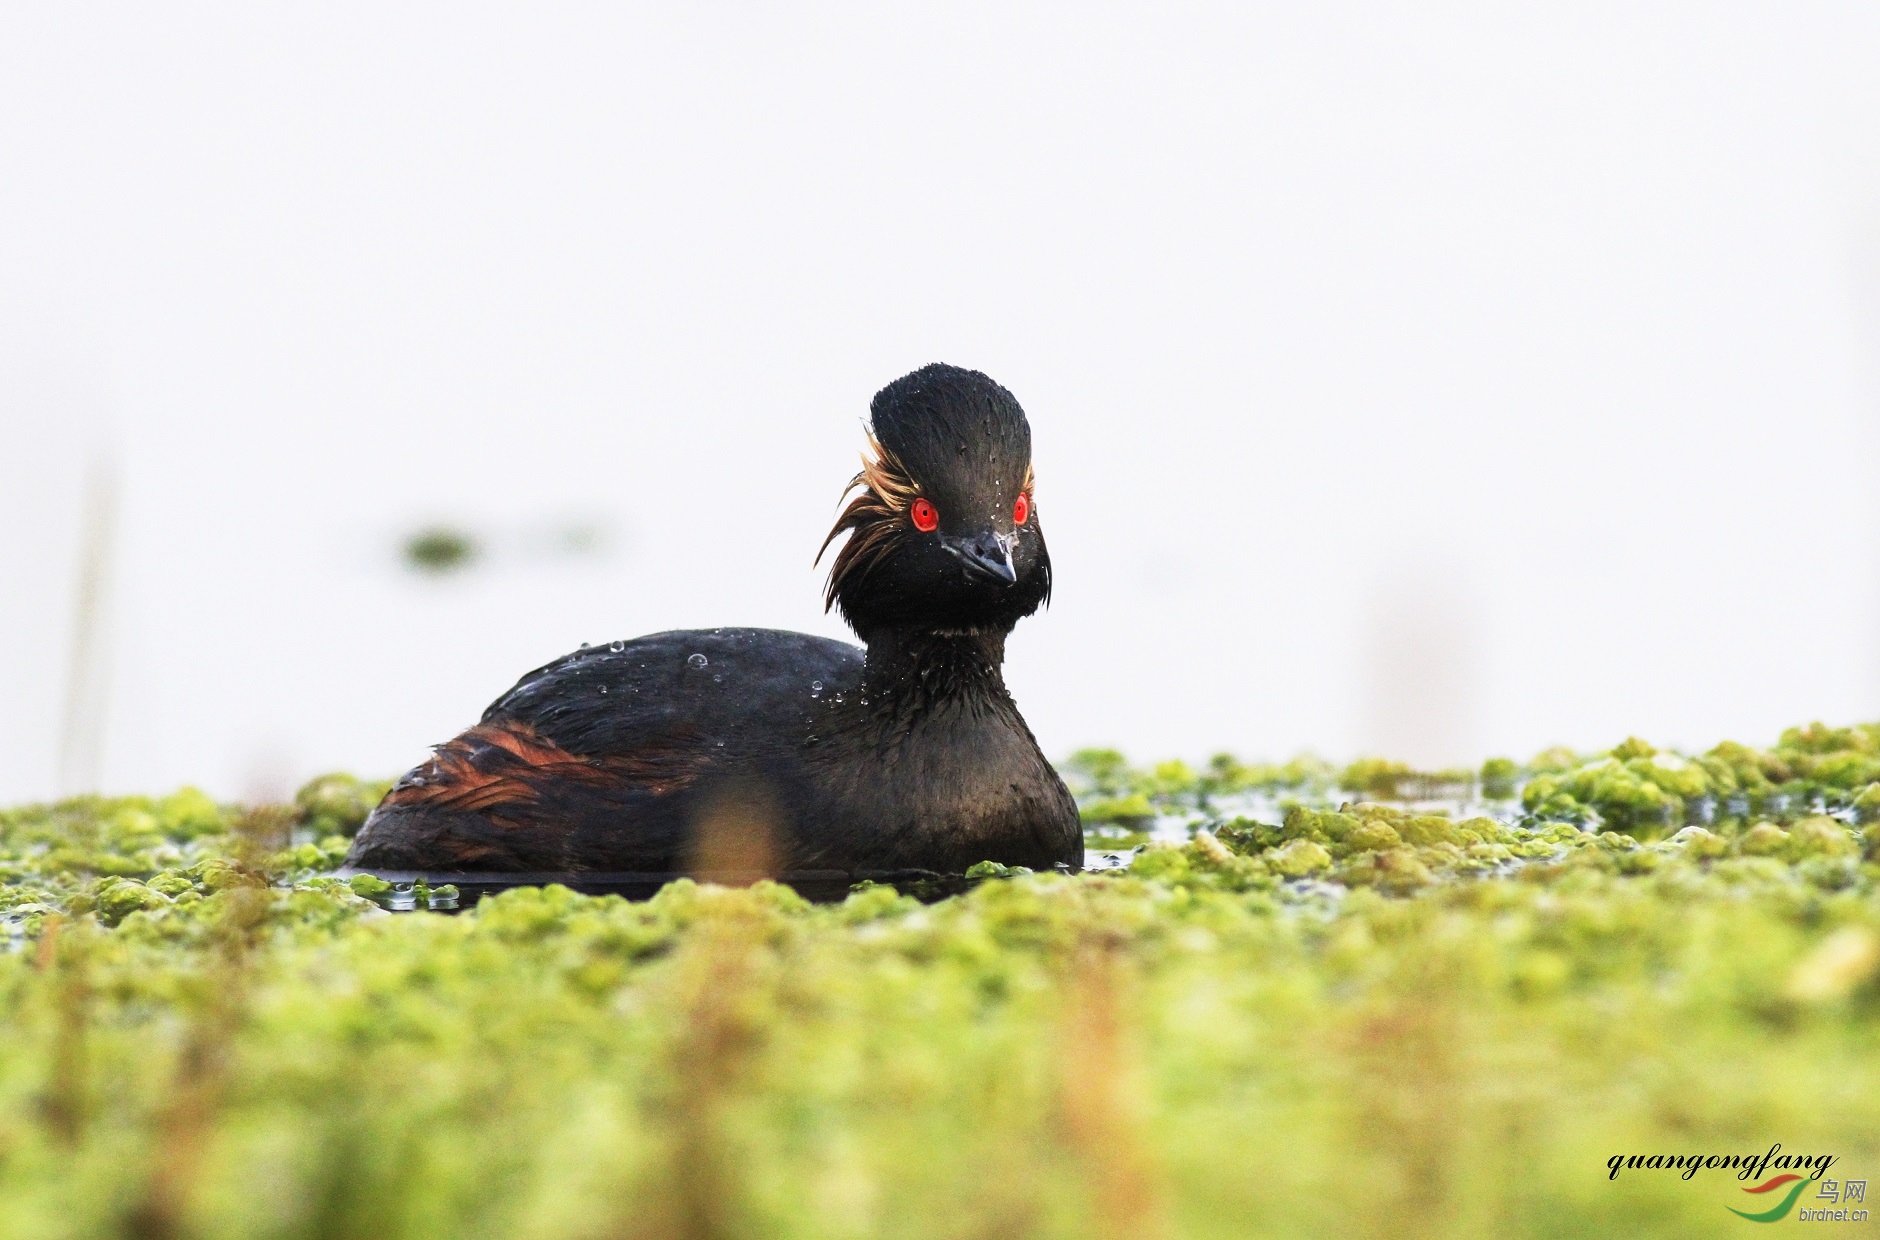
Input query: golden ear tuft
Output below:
<box><xmin>816</xmin><ymin>431</ymin><xmax>920</xmax><ymax>613</ymax></box>
<box><xmin>857</xmin><ymin>433</ymin><xmax>918</xmax><ymax>513</ymax></box>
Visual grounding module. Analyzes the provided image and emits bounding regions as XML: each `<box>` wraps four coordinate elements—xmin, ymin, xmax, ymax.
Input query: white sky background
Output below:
<box><xmin>4</xmin><ymin>3</ymin><xmax>1880</xmax><ymax>800</ymax></box>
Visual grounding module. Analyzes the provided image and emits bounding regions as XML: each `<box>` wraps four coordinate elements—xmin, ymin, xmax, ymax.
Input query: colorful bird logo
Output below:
<box><xmin>1727</xmin><ymin>1174</ymin><xmax>1817</xmax><ymax>1222</ymax></box>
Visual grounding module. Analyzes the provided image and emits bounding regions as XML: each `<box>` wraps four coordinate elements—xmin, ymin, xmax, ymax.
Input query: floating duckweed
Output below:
<box><xmin>1265</xmin><ymin>838</ymin><xmax>1333</xmax><ymax>877</ymax></box>
<box><xmin>964</xmin><ymin>860</ymin><xmax>1034</xmax><ymax>881</ymax></box>
<box><xmin>348</xmin><ymin>873</ymin><xmax>392</xmax><ymax>901</ymax></box>
<box><xmin>0</xmin><ymin>725</ymin><xmax>1869</xmax><ymax>1237</ymax></box>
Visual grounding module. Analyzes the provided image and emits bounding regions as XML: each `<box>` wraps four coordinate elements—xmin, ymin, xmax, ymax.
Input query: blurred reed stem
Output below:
<box><xmin>35</xmin><ymin>915</ymin><xmax>90</xmax><ymax>1148</ymax></box>
<box><xmin>1343</xmin><ymin>963</ymin><xmax>1468</xmax><ymax>1238</ymax></box>
<box><xmin>621</xmin><ymin>891</ymin><xmax>770</xmax><ymax>1240</ymax></box>
<box><xmin>1059</xmin><ymin>929</ymin><xmax>1167</xmax><ymax>1240</ymax></box>
<box><xmin>57</xmin><ymin>457</ymin><xmax>118</xmax><ymax>798</ymax></box>
<box><xmin>123</xmin><ymin>813</ymin><xmax>277</xmax><ymax>1240</ymax></box>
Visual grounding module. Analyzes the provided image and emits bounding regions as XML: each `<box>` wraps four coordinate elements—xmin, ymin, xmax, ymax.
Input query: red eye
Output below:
<box><xmin>1013</xmin><ymin>492</ymin><xmax>1030</xmax><ymax>525</ymax></box>
<box><xmin>910</xmin><ymin>497</ymin><xmax>939</xmax><ymax>532</ymax></box>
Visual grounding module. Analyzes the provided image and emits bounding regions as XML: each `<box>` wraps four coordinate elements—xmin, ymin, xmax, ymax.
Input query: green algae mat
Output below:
<box><xmin>2</xmin><ymin>725</ymin><xmax>1879</xmax><ymax>1239</ymax></box>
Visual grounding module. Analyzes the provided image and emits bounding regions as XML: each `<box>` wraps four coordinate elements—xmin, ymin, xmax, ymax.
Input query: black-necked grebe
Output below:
<box><xmin>345</xmin><ymin>363</ymin><xmax>1079</xmax><ymax>876</ymax></box>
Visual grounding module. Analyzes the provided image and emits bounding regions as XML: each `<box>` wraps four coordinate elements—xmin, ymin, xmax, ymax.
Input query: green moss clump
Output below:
<box><xmin>156</xmin><ymin>787</ymin><xmax>225</xmax><ymax>839</ymax></box>
<box><xmin>1788</xmin><ymin>816</ymin><xmax>1858</xmax><ymax>859</ymax></box>
<box><xmin>1669</xmin><ymin>826</ymin><xmax>1729</xmax><ymax>860</ymax></box>
<box><xmin>1610</xmin><ymin>736</ymin><xmax>1656</xmax><ymax>761</ymax></box>
<box><xmin>1337</xmin><ymin>846</ymin><xmax>1436</xmax><ymax>893</ymax></box>
<box><xmin>93</xmin><ymin>878</ymin><xmax>172</xmax><ymax>926</ymax></box>
<box><xmin>1078</xmin><ymin>793</ymin><xmax>1155</xmax><ymax>827</ymax></box>
<box><xmin>1266</xmin><ymin>838</ymin><xmax>1332</xmax><ymax>877</ymax></box>
<box><xmin>294</xmin><ymin>773</ymin><xmax>388</xmax><ymax>838</ymax></box>
<box><xmin>1528</xmin><ymin>745</ymin><xmax>1582</xmax><ymax>773</ymax></box>
<box><xmin>1340</xmin><ymin>757</ymin><xmax>1416</xmax><ymax>799</ymax></box>
<box><xmin>1479</xmin><ymin>756</ymin><xmax>1519</xmax><ymax>800</ymax></box>
<box><xmin>348</xmin><ymin>873</ymin><xmax>392</xmax><ymax>900</ymax></box>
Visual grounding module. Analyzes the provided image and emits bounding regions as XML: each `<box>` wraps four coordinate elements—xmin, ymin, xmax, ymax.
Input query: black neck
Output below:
<box><xmin>856</xmin><ymin>625</ymin><xmax>1012</xmax><ymax>718</ymax></box>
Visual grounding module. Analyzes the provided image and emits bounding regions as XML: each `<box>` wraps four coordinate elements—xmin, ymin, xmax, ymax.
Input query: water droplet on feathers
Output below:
<box><xmin>712</xmin><ymin>674</ymin><xmax>722</xmax><ymax>683</ymax></box>
<box><xmin>811</xmin><ymin>680</ymin><xmax>823</xmax><ymax>692</ymax></box>
<box><xmin>598</xmin><ymin>685</ymin><xmax>607</xmax><ymax>694</ymax></box>
<box><xmin>609</xmin><ymin>640</ymin><xmax>625</xmax><ymax>652</ymax></box>
<box><xmin>687</xmin><ymin>653</ymin><xmax>708</xmax><ymax>669</ymax></box>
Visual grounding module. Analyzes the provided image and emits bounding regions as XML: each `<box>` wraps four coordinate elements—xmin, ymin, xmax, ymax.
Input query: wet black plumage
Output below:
<box><xmin>346</xmin><ymin>363</ymin><xmax>1081</xmax><ymax>876</ymax></box>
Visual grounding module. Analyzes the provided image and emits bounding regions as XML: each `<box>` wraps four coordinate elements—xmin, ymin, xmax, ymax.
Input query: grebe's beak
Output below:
<box><xmin>942</xmin><ymin>531</ymin><xmax>1017</xmax><ymax>586</ymax></box>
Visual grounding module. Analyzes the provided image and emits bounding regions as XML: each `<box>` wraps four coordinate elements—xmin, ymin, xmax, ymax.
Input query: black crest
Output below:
<box><xmin>869</xmin><ymin>365</ymin><xmax>1032</xmax><ymax>529</ymax></box>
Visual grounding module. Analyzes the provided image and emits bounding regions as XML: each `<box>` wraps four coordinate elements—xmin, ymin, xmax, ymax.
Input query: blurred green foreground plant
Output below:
<box><xmin>0</xmin><ymin>730</ymin><xmax>1875</xmax><ymax>1240</ymax></box>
